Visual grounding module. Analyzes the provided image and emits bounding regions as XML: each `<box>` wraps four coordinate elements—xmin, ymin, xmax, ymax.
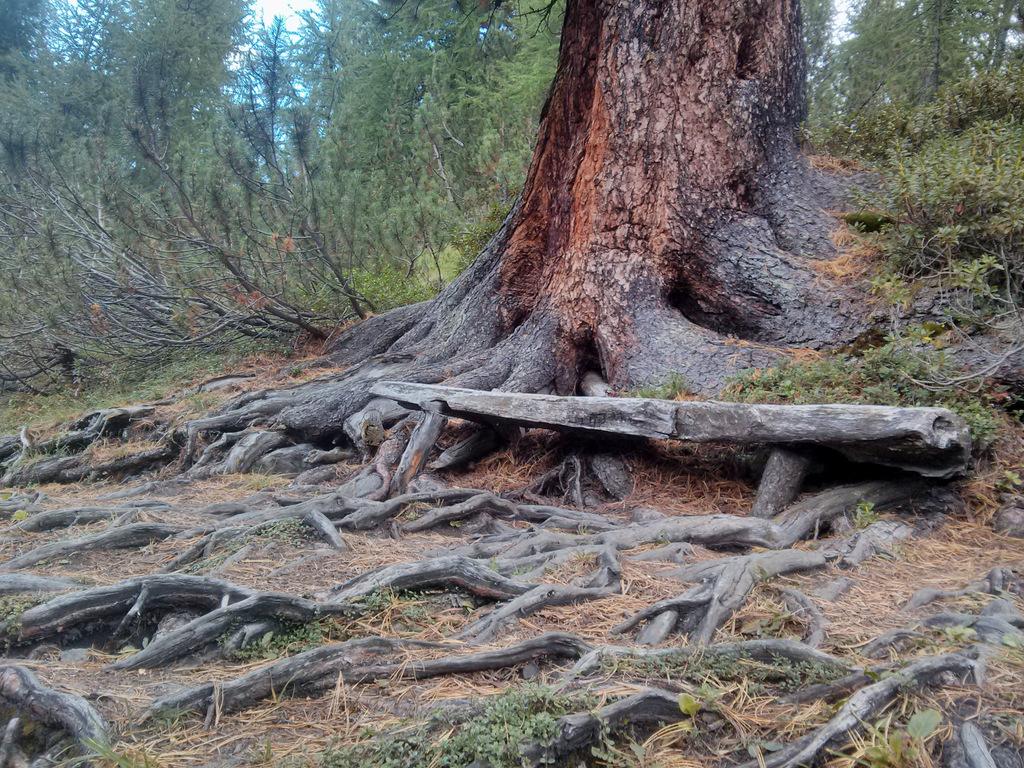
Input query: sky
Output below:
<box><xmin>253</xmin><ymin>0</ymin><xmax>318</xmax><ymax>29</ymax></box>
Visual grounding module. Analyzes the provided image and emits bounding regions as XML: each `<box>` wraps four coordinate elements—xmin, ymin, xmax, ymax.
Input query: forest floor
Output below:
<box><xmin>0</xmin><ymin>361</ymin><xmax>1022</xmax><ymax>768</ymax></box>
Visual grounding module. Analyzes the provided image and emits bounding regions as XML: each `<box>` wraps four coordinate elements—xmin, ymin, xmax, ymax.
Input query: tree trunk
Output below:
<box><xmin>223</xmin><ymin>0</ymin><xmax>869</xmax><ymax>441</ymax></box>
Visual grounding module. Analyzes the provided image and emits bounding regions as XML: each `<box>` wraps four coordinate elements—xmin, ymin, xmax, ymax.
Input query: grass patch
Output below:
<box><xmin>0</xmin><ymin>346</ymin><xmax>276</xmax><ymax>434</ymax></box>
<box><xmin>622</xmin><ymin>373</ymin><xmax>693</xmax><ymax>400</ymax></box>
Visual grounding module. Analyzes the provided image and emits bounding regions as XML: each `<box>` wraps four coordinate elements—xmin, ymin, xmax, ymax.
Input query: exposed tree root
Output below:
<box><xmin>7</xmin><ymin>575</ymin><xmax>253</xmax><ymax>645</ymax></box>
<box><xmin>325</xmin><ymin>556</ymin><xmax>535</xmax><ymax>602</ymax></box>
<box><xmin>0</xmin><ymin>522</ymin><xmax>182</xmax><ymax>570</ymax></box>
<box><xmin>751</xmin><ymin>447</ymin><xmax>813</xmax><ymax>518</ymax></box>
<box><xmin>10</xmin><ymin>504</ymin><xmax>165</xmax><ymax>533</ymax></box>
<box><xmin>0</xmin><ymin>574</ymin><xmax>81</xmax><ymax>595</ymax></box>
<box><xmin>459</xmin><ymin>547</ymin><xmax>621</xmax><ymax>643</ymax></box>
<box><xmin>108</xmin><ymin>591</ymin><xmax>328</xmax><ymax>670</ymax></box>
<box><xmin>522</xmin><ymin>687</ymin><xmax>683</xmax><ymax>766</ymax></box>
<box><xmin>570</xmin><ymin>637</ymin><xmax>853</xmax><ymax>678</ymax></box>
<box><xmin>0</xmin><ymin>664</ymin><xmax>108</xmax><ymax>758</ymax></box>
<box><xmin>2</xmin><ymin>443</ymin><xmax>175</xmax><ymax>487</ymax></box>
<box><xmin>0</xmin><ymin>355</ymin><xmax>1005</xmax><ymax>767</ymax></box>
<box><xmin>149</xmin><ymin>631</ymin><xmax>592</xmax><ymax>717</ymax></box>
<box><xmin>779</xmin><ymin>587</ymin><xmax>828</xmax><ymax>647</ymax></box>
<box><xmin>735</xmin><ymin>653</ymin><xmax>979</xmax><ymax>768</ymax></box>
<box><xmin>904</xmin><ymin>566</ymin><xmax>1019</xmax><ymax>611</ymax></box>
<box><xmin>614</xmin><ymin>549</ymin><xmax>826</xmax><ymax>644</ymax></box>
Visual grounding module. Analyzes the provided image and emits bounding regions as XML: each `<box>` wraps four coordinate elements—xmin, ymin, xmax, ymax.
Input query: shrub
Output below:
<box><xmin>447</xmin><ymin>202</ymin><xmax>512</xmax><ymax>276</ymax></box>
<box><xmin>881</xmin><ymin>120</ymin><xmax>1024</xmax><ymax>304</ymax></box>
<box><xmin>810</xmin><ymin>66</ymin><xmax>1024</xmax><ymax>160</ymax></box>
<box><xmin>321</xmin><ymin>684</ymin><xmax>585</xmax><ymax>768</ymax></box>
<box><xmin>350</xmin><ymin>263</ymin><xmax>437</xmax><ymax>313</ymax></box>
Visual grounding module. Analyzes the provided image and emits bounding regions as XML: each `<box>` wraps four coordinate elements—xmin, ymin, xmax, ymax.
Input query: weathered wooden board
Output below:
<box><xmin>369</xmin><ymin>381</ymin><xmax>971</xmax><ymax>478</ymax></box>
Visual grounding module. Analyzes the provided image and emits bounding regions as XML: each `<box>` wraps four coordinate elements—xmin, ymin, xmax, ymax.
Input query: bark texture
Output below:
<box><xmin>199</xmin><ymin>0</ymin><xmax>866</xmax><ymax>444</ymax></box>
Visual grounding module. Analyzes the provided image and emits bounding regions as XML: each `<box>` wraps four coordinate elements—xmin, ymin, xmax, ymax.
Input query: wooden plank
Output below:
<box><xmin>369</xmin><ymin>382</ymin><xmax>971</xmax><ymax>478</ymax></box>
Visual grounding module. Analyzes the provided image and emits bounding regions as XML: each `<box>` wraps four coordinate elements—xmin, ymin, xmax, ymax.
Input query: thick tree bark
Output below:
<box><xmin>187</xmin><ymin>0</ymin><xmax>867</xmax><ymax>444</ymax></box>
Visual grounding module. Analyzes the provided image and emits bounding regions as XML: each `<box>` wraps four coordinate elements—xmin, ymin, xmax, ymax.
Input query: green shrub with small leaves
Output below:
<box><xmin>722</xmin><ymin>340</ymin><xmax>1000</xmax><ymax>445</ymax></box>
<box><xmin>880</xmin><ymin>121</ymin><xmax>1024</xmax><ymax>308</ymax></box>
<box><xmin>811</xmin><ymin>69</ymin><xmax>1024</xmax><ymax>324</ymax></box>
<box><xmin>320</xmin><ymin>684</ymin><xmax>587</xmax><ymax>768</ymax></box>
<box><xmin>811</xmin><ymin>67</ymin><xmax>1024</xmax><ymax>160</ymax></box>
<box><xmin>225</xmin><ymin>617</ymin><xmax>340</xmax><ymax>662</ymax></box>
<box><xmin>350</xmin><ymin>263</ymin><xmax>438</xmax><ymax>314</ymax></box>
<box><xmin>448</xmin><ymin>202</ymin><xmax>513</xmax><ymax>277</ymax></box>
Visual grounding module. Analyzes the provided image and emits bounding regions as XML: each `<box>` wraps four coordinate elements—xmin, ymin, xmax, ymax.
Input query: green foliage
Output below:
<box><xmin>253</xmin><ymin>518</ymin><xmax>310</xmax><ymax>547</ymax></box>
<box><xmin>812</xmin><ymin>67</ymin><xmax>1024</xmax><ymax>159</ymax></box>
<box><xmin>722</xmin><ymin>340</ymin><xmax>1001</xmax><ymax>444</ymax></box>
<box><xmin>807</xmin><ymin>0</ymin><xmax>1021</xmax><ymax>128</ymax></box>
<box><xmin>0</xmin><ymin>0</ymin><xmax>562</xmax><ymax>386</ymax></box>
<box><xmin>350</xmin><ymin>264</ymin><xmax>437</xmax><ymax>313</ymax></box>
<box><xmin>448</xmin><ymin>202</ymin><xmax>513</xmax><ymax>276</ymax></box>
<box><xmin>882</xmin><ymin>120</ymin><xmax>1024</xmax><ymax>301</ymax></box>
<box><xmin>858</xmin><ymin>710</ymin><xmax>943</xmax><ymax>768</ymax></box>
<box><xmin>320</xmin><ymin>684</ymin><xmax>584</xmax><ymax>768</ymax></box>
<box><xmin>0</xmin><ymin>594</ymin><xmax>41</xmax><ymax>626</ymax></box>
<box><xmin>225</xmin><ymin>617</ymin><xmax>339</xmax><ymax>663</ymax></box>
<box><xmin>854</xmin><ymin>500</ymin><xmax>881</xmax><ymax>529</ymax></box>
<box><xmin>0</xmin><ymin>345</ymin><xmax>273</xmax><ymax>433</ymax></box>
<box><xmin>624</xmin><ymin>374</ymin><xmax>693</xmax><ymax>400</ymax></box>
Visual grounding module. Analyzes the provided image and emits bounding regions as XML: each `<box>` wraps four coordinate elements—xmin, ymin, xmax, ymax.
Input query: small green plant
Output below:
<box><xmin>603</xmin><ymin>649</ymin><xmax>846</xmax><ymax>695</ymax></box>
<box><xmin>857</xmin><ymin>710</ymin><xmax>943</xmax><ymax>768</ymax></box>
<box><xmin>996</xmin><ymin>470</ymin><xmax>1022</xmax><ymax>493</ymax></box>
<box><xmin>84</xmin><ymin>738</ymin><xmax>160</xmax><ymax>768</ymax></box>
<box><xmin>252</xmin><ymin>518</ymin><xmax>309</xmax><ymax>546</ymax></box>
<box><xmin>941</xmin><ymin>625</ymin><xmax>978</xmax><ymax>644</ymax></box>
<box><xmin>0</xmin><ymin>595</ymin><xmax>43</xmax><ymax>627</ymax></box>
<box><xmin>224</xmin><ymin>617</ymin><xmax>342</xmax><ymax>662</ymax></box>
<box><xmin>854</xmin><ymin>500</ymin><xmax>880</xmax><ymax>529</ymax></box>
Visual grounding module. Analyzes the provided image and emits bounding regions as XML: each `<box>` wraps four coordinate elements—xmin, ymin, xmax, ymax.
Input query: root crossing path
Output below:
<box><xmin>0</xmin><ymin>376</ymin><xmax>1020</xmax><ymax>768</ymax></box>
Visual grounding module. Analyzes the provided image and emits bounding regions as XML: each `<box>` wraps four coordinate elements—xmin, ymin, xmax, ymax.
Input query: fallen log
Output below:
<box><xmin>370</xmin><ymin>382</ymin><xmax>971</xmax><ymax>477</ymax></box>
